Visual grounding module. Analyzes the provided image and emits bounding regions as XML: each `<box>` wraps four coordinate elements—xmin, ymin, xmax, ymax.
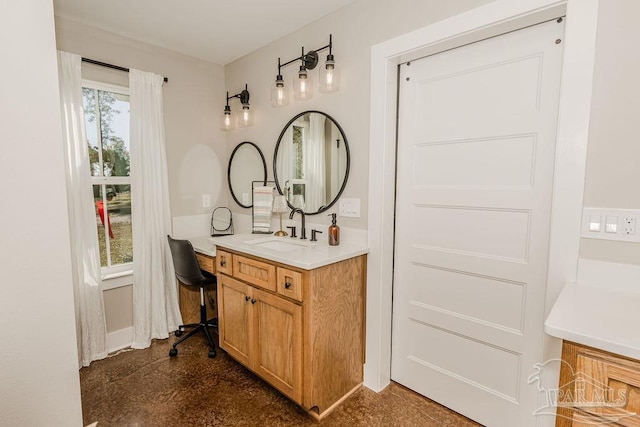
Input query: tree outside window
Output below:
<box><xmin>83</xmin><ymin>83</ymin><xmax>132</xmax><ymax>269</ymax></box>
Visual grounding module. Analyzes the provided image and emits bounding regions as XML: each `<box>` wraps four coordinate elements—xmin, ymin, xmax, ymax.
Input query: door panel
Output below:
<box><xmin>392</xmin><ymin>18</ymin><xmax>565</xmax><ymax>426</ymax></box>
<box><xmin>218</xmin><ymin>275</ymin><xmax>251</xmax><ymax>367</ymax></box>
<box><xmin>252</xmin><ymin>288</ymin><xmax>302</xmax><ymax>404</ymax></box>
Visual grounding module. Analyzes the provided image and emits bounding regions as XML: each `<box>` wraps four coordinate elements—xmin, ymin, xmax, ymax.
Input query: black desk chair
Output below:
<box><xmin>167</xmin><ymin>235</ymin><xmax>217</xmax><ymax>358</ymax></box>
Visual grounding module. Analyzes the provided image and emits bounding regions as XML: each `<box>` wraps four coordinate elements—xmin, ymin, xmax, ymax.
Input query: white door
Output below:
<box><xmin>392</xmin><ymin>18</ymin><xmax>565</xmax><ymax>427</ymax></box>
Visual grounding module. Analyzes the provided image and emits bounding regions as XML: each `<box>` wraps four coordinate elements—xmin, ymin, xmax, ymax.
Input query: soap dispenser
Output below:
<box><xmin>328</xmin><ymin>213</ymin><xmax>340</xmax><ymax>246</ymax></box>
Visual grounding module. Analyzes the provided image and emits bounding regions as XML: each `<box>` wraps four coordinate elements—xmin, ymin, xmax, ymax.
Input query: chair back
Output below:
<box><xmin>167</xmin><ymin>235</ymin><xmax>205</xmax><ymax>287</ymax></box>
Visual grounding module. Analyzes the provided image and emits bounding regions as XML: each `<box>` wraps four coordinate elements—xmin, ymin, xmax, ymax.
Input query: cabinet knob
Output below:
<box><xmin>285</xmin><ymin>281</ymin><xmax>292</xmax><ymax>289</ymax></box>
<box><xmin>251</xmin><ymin>299</ymin><xmax>257</xmax><ymax>304</ymax></box>
<box><xmin>245</xmin><ymin>295</ymin><xmax>250</xmax><ymax>301</ymax></box>
<box><xmin>220</xmin><ymin>259</ymin><xmax>226</xmax><ymax>267</ymax></box>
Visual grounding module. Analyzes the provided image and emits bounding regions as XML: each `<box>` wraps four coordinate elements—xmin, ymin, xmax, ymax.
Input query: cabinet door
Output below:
<box><xmin>575</xmin><ymin>353</ymin><xmax>640</xmax><ymax>427</ymax></box>
<box><xmin>218</xmin><ymin>275</ymin><xmax>252</xmax><ymax>367</ymax></box>
<box><xmin>251</xmin><ymin>288</ymin><xmax>302</xmax><ymax>403</ymax></box>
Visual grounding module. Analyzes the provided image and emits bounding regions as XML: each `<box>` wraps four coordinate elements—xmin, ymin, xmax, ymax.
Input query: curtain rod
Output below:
<box><xmin>81</xmin><ymin>57</ymin><xmax>168</xmax><ymax>83</ymax></box>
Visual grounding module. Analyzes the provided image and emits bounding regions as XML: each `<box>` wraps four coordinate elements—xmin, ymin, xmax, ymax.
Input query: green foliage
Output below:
<box><xmin>83</xmin><ymin>88</ymin><xmax>130</xmax><ymax>177</ymax></box>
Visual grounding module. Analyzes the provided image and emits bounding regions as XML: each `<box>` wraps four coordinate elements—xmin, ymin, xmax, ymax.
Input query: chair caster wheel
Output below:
<box><xmin>175</xmin><ymin>329</ymin><xmax>183</xmax><ymax>337</ymax></box>
<box><xmin>169</xmin><ymin>348</ymin><xmax>178</xmax><ymax>357</ymax></box>
<box><xmin>208</xmin><ymin>349</ymin><xmax>216</xmax><ymax>358</ymax></box>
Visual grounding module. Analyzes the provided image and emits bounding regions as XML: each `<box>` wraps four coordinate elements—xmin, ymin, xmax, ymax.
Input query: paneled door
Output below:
<box><xmin>252</xmin><ymin>288</ymin><xmax>302</xmax><ymax>404</ymax></box>
<box><xmin>392</xmin><ymin>18</ymin><xmax>565</xmax><ymax>426</ymax></box>
<box><xmin>218</xmin><ymin>275</ymin><xmax>252</xmax><ymax>367</ymax></box>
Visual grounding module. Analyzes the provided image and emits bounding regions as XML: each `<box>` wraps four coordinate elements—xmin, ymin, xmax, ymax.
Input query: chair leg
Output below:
<box><xmin>178</xmin><ymin>322</ymin><xmax>200</xmax><ymax>330</ymax></box>
<box><xmin>203</xmin><ymin>325</ymin><xmax>216</xmax><ymax>358</ymax></box>
<box><xmin>172</xmin><ymin>324</ymin><xmax>203</xmax><ymax>348</ymax></box>
<box><xmin>169</xmin><ymin>286</ymin><xmax>217</xmax><ymax>358</ymax></box>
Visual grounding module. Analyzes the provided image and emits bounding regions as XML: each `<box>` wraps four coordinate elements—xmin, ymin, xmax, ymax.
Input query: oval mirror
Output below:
<box><xmin>273</xmin><ymin>111</ymin><xmax>350</xmax><ymax>215</ymax></box>
<box><xmin>228</xmin><ymin>141</ymin><xmax>267</xmax><ymax>208</ymax></box>
<box><xmin>211</xmin><ymin>207</ymin><xmax>234</xmax><ymax>236</ymax></box>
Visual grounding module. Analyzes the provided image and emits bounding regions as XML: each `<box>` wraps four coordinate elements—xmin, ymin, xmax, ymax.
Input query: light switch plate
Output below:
<box><xmin>202</xmin><ymin>194</ymin><xmax>211</xmax><ymax>208</ymax></box>
<box><xmin>582</xmin><ymin>208</ymin><xmax>640</xmax><ymax>243</ymax></box>
<box><xmin>339</xmin><ymin>198</ymin><xmax>361</xmax><ymax>218</ymax></box>
<box><xmin>588</xmin><ymin>214</ymin><xmax>601</xmax><ymax>232</ymax></box>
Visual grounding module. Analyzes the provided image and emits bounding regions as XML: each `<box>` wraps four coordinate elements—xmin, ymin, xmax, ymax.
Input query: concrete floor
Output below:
<box><xmin>80</xmin><ymin>334</ymin><xmax>481</xmax><ymax>426</ymax></box>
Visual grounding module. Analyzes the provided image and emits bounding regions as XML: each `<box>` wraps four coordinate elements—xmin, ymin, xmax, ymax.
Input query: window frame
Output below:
<box><xmin>82</xmin><ymin>79</ymin><xmax>133</xmax><ymax>283</ymax></box>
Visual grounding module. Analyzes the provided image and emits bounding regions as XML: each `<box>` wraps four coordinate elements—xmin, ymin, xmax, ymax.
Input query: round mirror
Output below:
<box><xmin>228</xmin><ymin>141</ymin><xmax>267</xmax><ymax>208</ymax></box>
<box><xmin>273</xmin><ymin>111</ymin><xmax>350</xmax><ymax>215</ymax></box>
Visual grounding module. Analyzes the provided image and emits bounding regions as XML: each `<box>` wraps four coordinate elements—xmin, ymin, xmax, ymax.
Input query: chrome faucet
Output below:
<box><xmin>289</xmin><ymin>208</ymin><xmax>306</xmax><ymax>240</ymax></box>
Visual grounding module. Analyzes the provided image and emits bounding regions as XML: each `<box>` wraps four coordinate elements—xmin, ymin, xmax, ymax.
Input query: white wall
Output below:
<box><xmin>55</xmin><ymin>17</ymin><xmax>228</xmax><ymax>218</ymax></box>
<box><xmin>223</xmin><ymin>0</ymin><xmax>495</xmax><ymax>227</ymax></box>
<box><xmin>0</xmin><ymin>2</ymin><xmax>83</xmax><ymax>425</ymax></box>
<box><xmin>580</xmin><ymin>0</ymin><xmax>640</xmax><ymax>266</ymax></box>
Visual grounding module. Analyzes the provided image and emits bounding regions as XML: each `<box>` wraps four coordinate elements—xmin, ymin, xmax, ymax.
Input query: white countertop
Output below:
<box><xmin>545</xmin><ymin>282</ymin><xmax>640</xmax><ymax>360</ymax></box>
<box><xmin>189</xmin><ymin>235</ymin><xmax>216</xmax><ymax>257</ymax></box>
<box><xmin>208</xmin><ymin>233</ymin><xmax>369</xmax><ymax>270</ymax></box>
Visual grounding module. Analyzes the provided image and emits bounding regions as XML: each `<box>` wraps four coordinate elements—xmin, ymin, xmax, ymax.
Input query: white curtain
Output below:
<box><xmin>276</xmin><ymin>126</ymin><xmax>294</xmax><ymax>199</ymax></box>
<box><xmin>129</xmin><ymin>69</ymin><xmax>181</xmax><ymax>349</ymax></box>
<box><xmin>305</xmin><ymin>114</ymin><xmax>326</xmax><ymax>212</ymax></box>
<box><xmin>57</xmin><ymin>51</ymin><xmax>108</xmax><ymax>368</ymax></box>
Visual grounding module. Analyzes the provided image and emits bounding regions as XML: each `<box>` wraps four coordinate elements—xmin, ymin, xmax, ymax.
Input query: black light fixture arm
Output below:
<box><xmin>226</xmin><ymin>84</ymin><xmax>250</xmax><ymax>105</ymax></box>
<box><xmin>277</xmin><ymin>34</ymin><xmax>333</xmax><ymax>74</ymax></box>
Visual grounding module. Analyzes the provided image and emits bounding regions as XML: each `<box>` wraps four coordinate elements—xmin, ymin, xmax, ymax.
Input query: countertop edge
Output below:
<box><xmin>209</xmin><ymin>234</ymin><xmax>369</xmax><ymax>270</ymax></box>
<box><xmin>214</xmin><ymin>243</ymin><xmax>369</xmax><ymax>270</ymax></box>
<box><xmin>545</xmin><ymin>282</ymin><xmax>640</xmax><ymax>361</ymax></box>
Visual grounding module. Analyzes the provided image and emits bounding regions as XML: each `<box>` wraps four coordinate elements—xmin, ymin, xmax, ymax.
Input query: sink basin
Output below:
<box><xmin>243</xmin><ymin>237</ymin><xmax>316</xmax><ymax>252</ymax></box>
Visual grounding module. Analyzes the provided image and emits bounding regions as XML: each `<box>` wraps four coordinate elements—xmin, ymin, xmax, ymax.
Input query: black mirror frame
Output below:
<box><xmin>273</xmin><ymin>110</ymin><xmax>350</xmax><ymax>215</ymax></box>
<box><xmin>210</xmin><ymin>206</ymin><xmax>234</xmax><ymax>236</ymax></box>
<box><xmin>228</xmin><ymin>141</ymin><xmax>267</xmax><ymax>208</ymax></box>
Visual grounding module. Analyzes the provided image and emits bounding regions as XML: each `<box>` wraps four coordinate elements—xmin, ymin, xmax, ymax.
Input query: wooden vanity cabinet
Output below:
<box><xmin>216</xmin><ymin>248</ymin><xmax>366</xmax><ymax>419</ymax></box>
<box><xmin>557</xmin><ymin>341</ymin><xmax>640</xmax><ymax>427</ymax></box>
<box><xmin>179</xmin><ymin>251</ymin><xmax>216</xmax><ymax>324</ymax></box>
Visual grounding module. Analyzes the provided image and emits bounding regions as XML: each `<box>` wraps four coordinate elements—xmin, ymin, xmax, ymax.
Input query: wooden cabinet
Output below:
<box><xmin>178</xmin><ymin>251</ymin><xmax>216</xmax><ymax>324</ymax></box>
<box><xmin>252</xmin><ymin>287</ymin><xmax>302</xmax><ymax>402</ymax></box>
<box><xmin>218</xmin><ymin>276</ymin><xmax>251</xmax><ymax>367</ymax></box>
<box><xmin>557</xmin><ymin>341</ymin><xmax>640</xmax><ymax>427</ymax></box>
<box><xmin>216</xmin><ymin>247</ymin><xmax>366</xmax><ymax>419</ymax></box>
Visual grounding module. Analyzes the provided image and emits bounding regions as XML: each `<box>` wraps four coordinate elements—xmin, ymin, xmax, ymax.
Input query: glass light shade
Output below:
<box><xmin>236</xmin><ymin>103</ymin><xmax>253</xmax><ymax>128</ymax></box>
<box><xmin>272</xmin><ymin>195</ymin><xmax>289</xmax><ymax>213</ymax></box>
<box><xmin>294</xmin><ymin>68</ymin><xmax>313</xmax><ymax>101</ymax></box>
<box><xmin>271</xmin><ymin>76</ymin><xmax>289</xmax><ymax>107</ymax></box>
<box><xmin>220</xmin><ymin>107</ymin><xmax>234</xmax><ymax>131</ymax></box>
<box><xmin>319</xmin><ymin>58</ymin><xmax>340</xmax><ymax>93</ymax></box>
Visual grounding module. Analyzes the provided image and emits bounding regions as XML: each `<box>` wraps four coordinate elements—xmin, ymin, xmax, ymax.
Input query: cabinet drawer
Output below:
<box><xmin>277</xmin><ymin>267</ymin><xmax>303</xmax><ymax>302</ymax></box>
<box><xmin>195</xmin><ymin>252</ymin><xmax>216</xmax><ymax>274</ymax></box>
<box><xmin>216</xmin><ymin>250</ymin><xmax>233</xmax><ymax>276</ymax></box>
<box><xmin>233</xmin><ymin>254</ymin><xmax>276</xmax><ymax>292</ymax></box>
<box><xmin>575</xmin><ymin>353</ymin><xmax>640</xmax><ymax>427</ymax></box>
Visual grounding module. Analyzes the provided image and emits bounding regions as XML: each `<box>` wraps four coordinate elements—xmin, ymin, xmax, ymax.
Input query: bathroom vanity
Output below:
<box><xmin>545</xmin><ymin>261</ymin><xmax>640</xmax><ymax>426</ymax></box>
<box><xmin>210</xmin><ymin>233</ymin><xmax>368</xmax><ymax>419</ymax></box>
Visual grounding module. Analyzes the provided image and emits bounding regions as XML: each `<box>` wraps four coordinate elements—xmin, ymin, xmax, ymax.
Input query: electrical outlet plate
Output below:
<box><xmin>582</xmin><ymin>208</ymin><xmax>640</xmax><ymax>242</ymax></box>
<box><xmin>623</xmin><ymin>216</ymin><xmax>636</xmax><ymax>235</ymax></box>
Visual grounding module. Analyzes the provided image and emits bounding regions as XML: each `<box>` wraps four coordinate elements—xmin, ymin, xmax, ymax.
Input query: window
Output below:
<box><xmin>82</xmin><ymin>82</ymin><xmax>132</xmax><ymax>272</ymax></box>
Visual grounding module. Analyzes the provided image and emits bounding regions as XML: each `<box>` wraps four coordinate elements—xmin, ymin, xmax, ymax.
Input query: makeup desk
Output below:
<box><xmin>177</xmin><ymin>236</ymin><xmax>217</xmax><ymax>324</ymax></box>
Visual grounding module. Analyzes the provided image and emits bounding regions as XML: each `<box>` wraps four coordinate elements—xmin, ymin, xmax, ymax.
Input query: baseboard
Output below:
<box><xmin>106</xmin><ymin>326</ymin><xmax>133</xmax><ymax>353</ymax></box>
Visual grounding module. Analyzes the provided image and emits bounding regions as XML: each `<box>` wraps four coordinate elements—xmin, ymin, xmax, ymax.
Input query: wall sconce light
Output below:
<box><xmin>221</xmin><ymin>84</ymin><xmax>252</xmax><ymax>131</ymax></box>
<box><xmin>271</xmin><ymin>34</ymin><xmax>338</xmax><ymax>107</ymax></box>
